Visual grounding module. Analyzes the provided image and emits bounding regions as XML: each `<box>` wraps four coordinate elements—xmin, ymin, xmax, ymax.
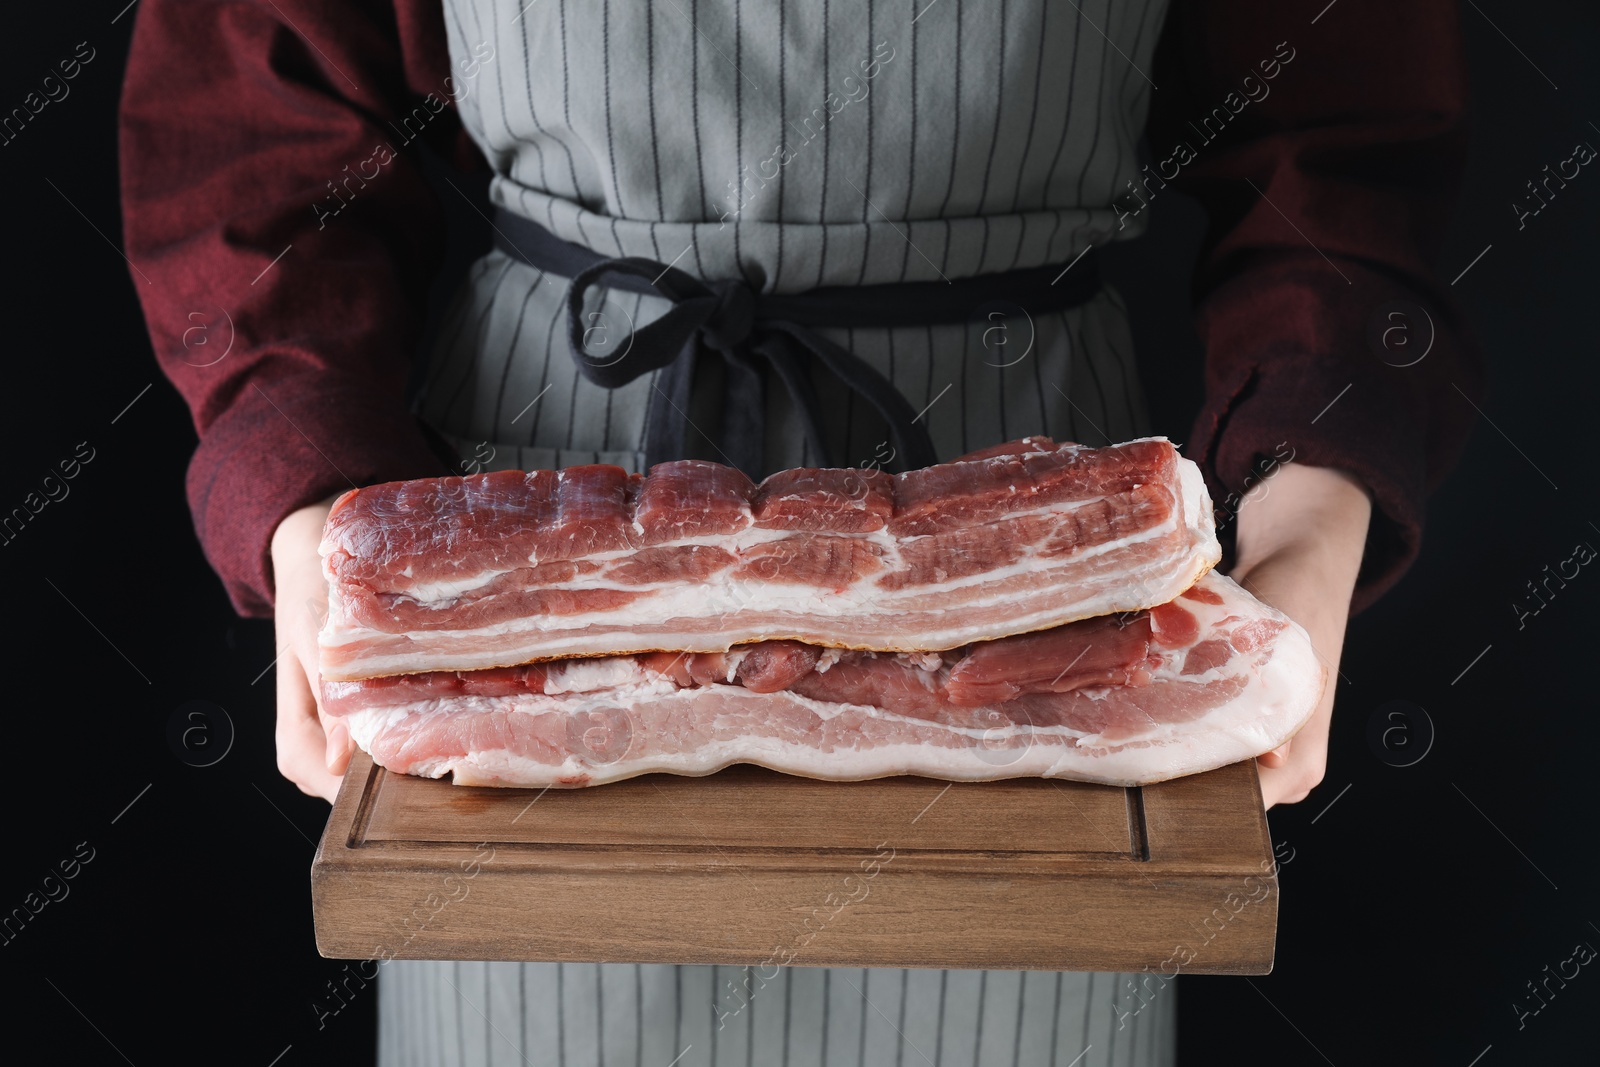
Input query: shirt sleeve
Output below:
<box><xmin>1146</xmin><ymin>0</ymin><xmax>1486</xmax><ymax>614</ymax></box>
<box><xmin>119</xmin><ymin>0</ymin><xmax>478</xmax><ymax>617</ymax></box>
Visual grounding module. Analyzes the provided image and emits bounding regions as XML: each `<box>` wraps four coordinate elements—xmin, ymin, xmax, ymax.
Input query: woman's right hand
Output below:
<box><xmin>269</xmin><ymin>497</ymin><xmax>350</xmax><ymax>803</ymax></box>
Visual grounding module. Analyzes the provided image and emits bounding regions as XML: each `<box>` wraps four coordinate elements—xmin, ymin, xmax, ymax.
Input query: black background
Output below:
<box><xmin>2</xmin><ymin>1</ymin><xmax>1595</xmax><ymax>1064</ymax></box>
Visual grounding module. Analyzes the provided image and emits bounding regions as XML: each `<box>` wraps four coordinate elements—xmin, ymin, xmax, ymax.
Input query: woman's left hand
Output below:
<box><xmin>1225</xmin><ymin>463</ymin><xmax>1372</xmax><ymax>809</ymax></box>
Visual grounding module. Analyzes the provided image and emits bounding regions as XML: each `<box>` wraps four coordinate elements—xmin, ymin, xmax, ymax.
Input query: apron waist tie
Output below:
<box><xmin>489</xmin><ymin>207</ymin><xmax>1104</xmax><ymax>478</ymax></box>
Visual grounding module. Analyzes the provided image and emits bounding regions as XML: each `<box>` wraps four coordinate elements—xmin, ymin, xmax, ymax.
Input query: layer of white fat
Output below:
<box><xmin>814</xmin><ymin>648</ymin><xmax>845</xmax><ymax>673</ymax></box>
<box><xmin>543</xmin><ymin>657</ymin><xmax>653</xmax><ymax>694</ymax></box>
<box><xmin>322</xmin><ymin>440</ymin><xmax>1217</xmax><ymax>624</ymax></box>
<box><xmin>719</xmin><ymin>648</ymin><xmax>751</xmax><ymax>681</ymax></box>
<box><xmin>320</xmin><ymin>543</ymin><xmax>1215</xmax><ymax>678</ymax></box>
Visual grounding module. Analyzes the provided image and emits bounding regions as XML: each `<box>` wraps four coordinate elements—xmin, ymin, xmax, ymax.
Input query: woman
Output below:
<box><xmin>121</xmin><ymin>1</ymin><xmax>1479</xmax><ymax>1063</ymax></box>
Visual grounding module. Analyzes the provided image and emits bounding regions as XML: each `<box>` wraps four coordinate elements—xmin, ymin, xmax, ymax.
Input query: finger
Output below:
<box><xmin>287</xmin><ymin>715</ymin><xmax>343</xmax><ymax>803</ymax></box>
<box><xmin>323</xmin><ymin>714</ymin><xmax>353</xmax><ymax>776</ymax></box>
<box><xmin>276</xmin><ymin>641</ymin><xmax>343</xmax><ymax>803</ymax></box>
<box><xmin>303</xmin><ymin>644</ymin><xmax>355</xmax><ymax>779</ymax></box>
<box><xmin>1256</xmin><ymin>757</ymin><xmax>1322</xmax><ymax>810</ymax></box>
<box><xmin>289</xmin><ymin>593</ymin><xmax>354</xmax><ymax>780</ymax></box>
<box><xmin>1256</xmin><ymin>739</ymin><xmax>1292</xmax><ymax>769</ymax></box>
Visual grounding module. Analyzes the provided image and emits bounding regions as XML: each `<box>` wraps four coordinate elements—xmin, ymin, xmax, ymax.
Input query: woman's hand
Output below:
<box><xmin>269</xmin><ymin>497</ymin><xmax>351</xmax><ymax>803</ymax></box>
<box><xmin>1227</xmin><ymin>463</ymin><xmax>1372</xmax><ymax>809</ymax></box>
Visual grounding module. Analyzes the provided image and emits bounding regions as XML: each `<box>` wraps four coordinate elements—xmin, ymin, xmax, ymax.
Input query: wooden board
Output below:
<box><xmin>312</xmin><ymin>753</ymin><xmax>1280</xmax><ymax>973</ymax></box>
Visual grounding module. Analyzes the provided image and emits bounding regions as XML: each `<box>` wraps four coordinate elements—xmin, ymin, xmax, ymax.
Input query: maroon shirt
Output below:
<box><xmin>119</xmin><ymin>0</ymin><xmax>1483</xmax><ymax>618</ymax></box>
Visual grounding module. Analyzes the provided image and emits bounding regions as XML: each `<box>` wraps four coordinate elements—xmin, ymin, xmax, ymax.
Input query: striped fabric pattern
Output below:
<box><xmin>381</xmin><ymin>961</ymin><xmax>1175</xmax><ymax>1067</ymax></box>
<box><xmin>387</xmin><ymin>0</ymin><xmax>1177</xmax><ymax>1063</ymax></box>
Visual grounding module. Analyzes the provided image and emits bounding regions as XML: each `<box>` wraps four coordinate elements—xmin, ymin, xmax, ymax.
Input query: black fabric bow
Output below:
<box><xmin>490</xmin><ymin>208</ymin><xmax>1103</xmax><ymax>480</ymax></box>
<box><xmin>564</xmin><ymin>256</ymin><xmax>938</xmax><ymax>478</ymax></box>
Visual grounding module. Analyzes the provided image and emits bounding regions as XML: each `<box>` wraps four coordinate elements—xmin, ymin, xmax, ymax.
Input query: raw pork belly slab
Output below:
<box><xmin>327</xmin><ymin>573</ymin><xmax>1323</xmax><ymax>789</ymax></box>
<box><xmin>318</xmin><ymin>437</ymin><xmax>1220</xmax><ymax>681</ymax></box>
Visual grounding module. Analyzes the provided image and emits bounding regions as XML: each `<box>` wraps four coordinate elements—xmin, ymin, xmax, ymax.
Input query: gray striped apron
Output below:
<box><xmin>384</xmin><ymin>1</ymin><xmax>1176</xmax><ymax>1063</ymax></box>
